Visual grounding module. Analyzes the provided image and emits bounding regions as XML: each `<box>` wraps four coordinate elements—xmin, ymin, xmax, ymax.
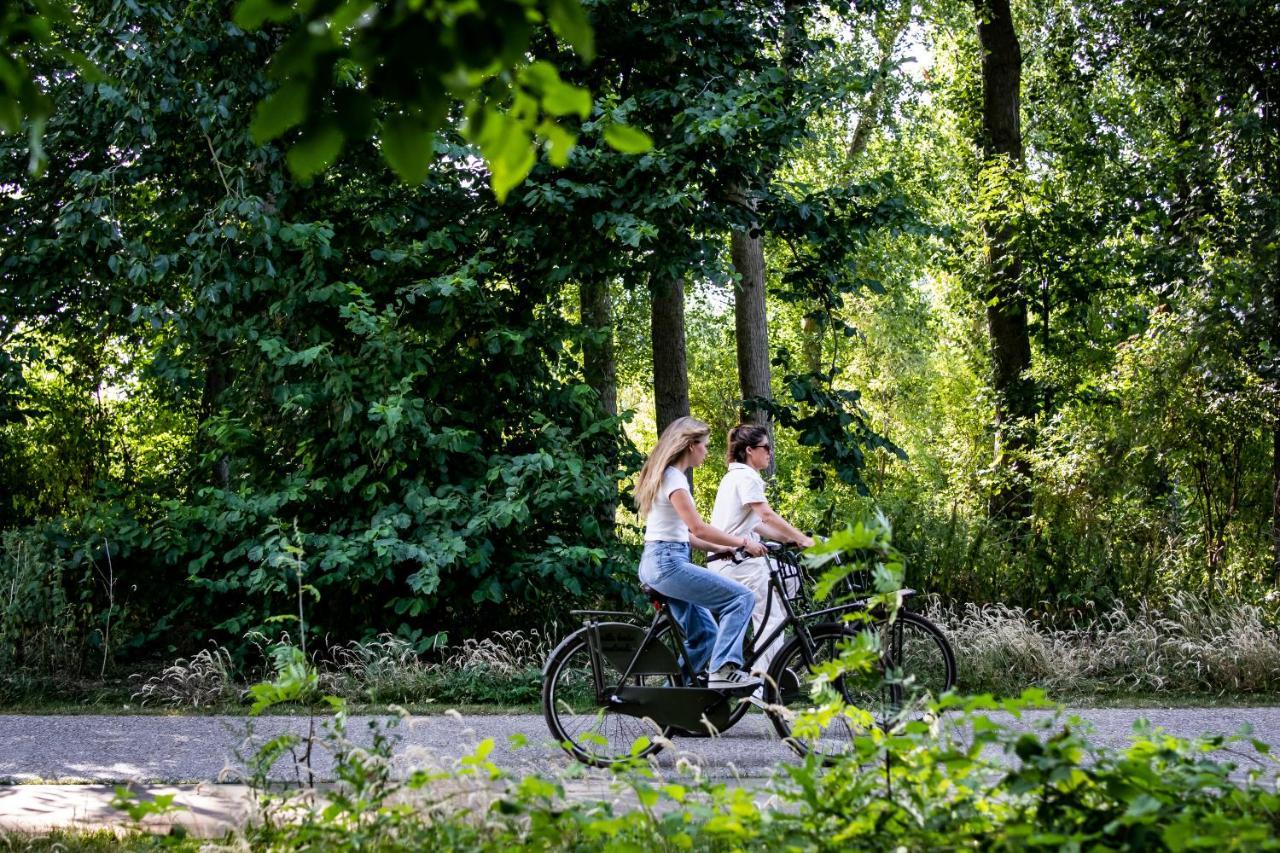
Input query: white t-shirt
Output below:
<box><xmin>644</xmin><ymin>466</ymin><xmax>692</xmax><ymax>542</ymax></box>
<box><xmin>710</xmin><ymin>463</ymin><xmax>766</xmax><ymax>541</ymax></box>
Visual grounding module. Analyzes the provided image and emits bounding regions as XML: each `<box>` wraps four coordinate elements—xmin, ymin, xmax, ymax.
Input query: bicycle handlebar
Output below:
<box><xmin>707</xmin><ymin>540</ymin><xmax>800</xmax><ymax>564</ymax></box>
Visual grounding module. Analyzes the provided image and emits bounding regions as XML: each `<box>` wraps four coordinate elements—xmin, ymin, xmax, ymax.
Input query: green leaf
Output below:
<box><xmin>234</xmin><ymin>0</ymin><xmax>294</xmax><ymax>30</ymax></box>
<box><xmin>546</xmin><ymin>0</ymin><xmax>595</xmax><ymax>62</ymax></box>
<box><xmin>520</xmin><ymin>64</ymin><xmax>593</xmax><ymax>119</ymax></box>
<box><xmin>286</xmin><ymin>122</ymin><xmax>345</xmax><ymax>180</ymax></box>
<box><xmin>473</xmin><ymin>109</ymin><xmax>535</xmax><ymax>202</ymax></box>
<box><xmin>380</xmin><ymin>116</ymin><xmax>435</xmax><ymax>184</ymax></box>
<box><xmin>250</xmin><ymin>81</ymin><xmax>309</xmax><ymax>143</ymax></box>
<box><xmin>537</xmin><ymin>120</ymin><xmax>577</xmax><ymax>167</ymax></box>
<box><xmin>0</xmin><ymin>96</ymin><xmax>21</xmax><ymax>134</ymax></box>
<box><xmin>330</xmin><ymin>0</ymin><xmax>374</xmax><ymax>31</ymax></box>
<box><xmin>541</xmin><ymin>82</ymin><xmax>591</xmax><ymax>119</ymax></box>
<box><xmin>603</xmin><ymin>123</ymin><xmax>652</xmax><ymax>154</ymax></box>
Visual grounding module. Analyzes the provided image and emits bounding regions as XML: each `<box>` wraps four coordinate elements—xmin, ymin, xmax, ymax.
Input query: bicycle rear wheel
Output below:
<box><xmin>764</xmin><ymin>622</ymin><xmax>901</xmax><ymax>763</ymax></box>
<box><xmin>542</xmin><ymin>629</ymin><xmax>672</xmax><ymax>767</ymax></box>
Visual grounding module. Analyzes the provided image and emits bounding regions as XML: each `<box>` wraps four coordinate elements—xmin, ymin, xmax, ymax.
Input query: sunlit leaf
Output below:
<box><xmin>234</xmin><ymin>0</ymin><xmax>295</xmax><ymax>30</ymax></box>
<box><xmin>546</xmin><ymin>0</ymin><xmax>595</xmax><ymax>61</ymax></box>
<box><xmin>604</xmin><ymin>123</ymin><xmax>652</xmax><ymax>153</ymax></box>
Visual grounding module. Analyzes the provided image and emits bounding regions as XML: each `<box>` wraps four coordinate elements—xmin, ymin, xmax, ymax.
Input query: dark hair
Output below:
<box><xmin>726</xmin><ymin>423</ymin><xmax>770</xmax><ymax>465</ymax></box>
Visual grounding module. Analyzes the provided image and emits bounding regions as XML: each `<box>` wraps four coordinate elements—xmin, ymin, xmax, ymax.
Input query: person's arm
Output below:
<box><xmin>688</xmin><ymin>532</ymin><xmax>720</xmax><ymax>553</ymax></box>
<box><xmin>670</xmin><ymin>490</ymin><xmax>768</xmax><ymax>556</ymax></box>
<box><xmin>746</xmin><ymin>500</ymin><xmax>815</xmax><ymax>548</ymax></box>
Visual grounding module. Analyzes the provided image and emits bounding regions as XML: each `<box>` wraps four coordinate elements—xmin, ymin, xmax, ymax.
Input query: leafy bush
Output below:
<box><xmin>101</xmin><ymin>691</ymin><xmax>1277</xmax><ymax>851</ymax></box>
<box><xmin>0</xmin><ymin>531</ymin><xmax>86</xmax><ymax>676</ymax></box>
<box><xmin>216</xmin><ymin>520</ymin><xmax>1280</xmax><ymax>851</ymax></box>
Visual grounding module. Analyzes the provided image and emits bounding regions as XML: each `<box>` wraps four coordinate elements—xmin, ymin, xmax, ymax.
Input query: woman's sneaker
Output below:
<box><xmin>706</xmin><ymin>664</ymin><xmax>761</xmax><ymax>696</ymax></box>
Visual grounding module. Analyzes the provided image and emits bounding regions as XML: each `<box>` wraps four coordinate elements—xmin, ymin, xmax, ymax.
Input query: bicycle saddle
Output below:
<box><xmin>640</xmin><ymin>584</ymin><xmax>669</xmax><ymax>608</ymax></box>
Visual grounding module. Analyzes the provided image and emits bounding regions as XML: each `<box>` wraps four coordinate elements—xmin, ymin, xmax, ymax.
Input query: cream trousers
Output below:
<box><xmin>709</xmin><ymin>554</ymin><xmax>787</xmax><ymax>677</ymax></box>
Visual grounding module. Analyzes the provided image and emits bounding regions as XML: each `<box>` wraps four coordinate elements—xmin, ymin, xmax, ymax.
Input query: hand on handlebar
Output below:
<box><xmin>740</xmin><ymin>540</ymin><xmax>768</xmax><ymax>558</ymax></box>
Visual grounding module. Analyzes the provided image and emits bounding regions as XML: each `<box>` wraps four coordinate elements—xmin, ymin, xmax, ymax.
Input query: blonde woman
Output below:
<box><xmin>636</xmin><ymin>416</ymin><xmax>767</xmax><ymax>693</ymax></box>
<box><xmin>709</xmin><ymin>423</ymin><xmax>815</xmax><ymax>679</ymax></box>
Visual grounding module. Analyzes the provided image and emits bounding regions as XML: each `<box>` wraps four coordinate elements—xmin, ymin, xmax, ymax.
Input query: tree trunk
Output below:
<box><xmin>580</xmin><ymin>279</ymin><xmax>617</xmax><ymax>418</ymax></box>
<box><xmin>198</xmin><ymin>357</ymin><xmax>231</xmax><ymax>488</ymax></box>
<box><xmin>847</xmin><ymin>1</ymin><xmax>912</xmax><ymax>160</ymax></box>
<box><xmin>651</xmin><ymin>276</ymin><xmax>691</xmax><ymax>436</ymax></box>
<box><xmin>1273</xmin><ymin>425</ymin><xmax>1280</xmax><ymax>586</ymax></box>
<box><xmin>975</xmin><ymin>0</ymin><xmax>1034</xmax><ymax>524</ymax></box>
<box><xmin>1266</xmin><ymin>97</ymin><xmax>1280</xmax><ymax>588</ymax></box>
<box><xmin>801</xmin><ymin>314</ymin><xmax>823</xmax><ymax>374</ymax></box>
<box><xmin>729</xmin><ymin>187</ymin><xmax>772</xmax><ymax>429</ymax></box>
<box><xmin>651</xmin><ymin>276</ymin><xmax>692</xmax><ymax>493</ymax></box>
<box><xmin>580</xmin><ymin>278</ymin><xmax>618</xmax><ymax>534</ymax></box>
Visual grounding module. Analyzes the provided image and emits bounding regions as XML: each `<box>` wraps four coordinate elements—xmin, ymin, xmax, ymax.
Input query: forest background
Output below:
<box><xmin>0</xmin><ymin>0</ymin><xmax>1277</xmax><ymax>686</ymax></box>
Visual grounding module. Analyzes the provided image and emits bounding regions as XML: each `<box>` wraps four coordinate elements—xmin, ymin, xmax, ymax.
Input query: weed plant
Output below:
<box><xmin>124</xmin><ymin>592</ymin><xmax>1280</xmax><ymax>711</ymax></box>
<box><xmin>0</xmin><ymin>532</ymin><xmax>84</xmax><ymax>675</ymax></box>
<box><xmin>130</xmin><ymin>646</ymin><xmax>237</xmax><ymax>708</ymax></box>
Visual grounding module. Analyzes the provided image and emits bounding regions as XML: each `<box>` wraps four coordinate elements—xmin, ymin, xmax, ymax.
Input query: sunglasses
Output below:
<box><xmin>752</xmin><ymin>443</ymin><xmax>771</xmax><ymax>451</ymax></box>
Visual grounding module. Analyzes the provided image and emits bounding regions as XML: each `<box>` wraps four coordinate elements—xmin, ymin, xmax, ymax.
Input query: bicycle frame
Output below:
<box><xmin>739</xmin><ymin>549</ymin><xmax>918</xmax><ymax>675</ymax></box>
<box><xmin>570</xmin><ymin>606</ymin><xmax>697</xmax><ymax>698</ymax></box>
<box><xmin>568</xmin><ymin>602</ymin><xmax>741</xmax><ymax>732</ymax></box>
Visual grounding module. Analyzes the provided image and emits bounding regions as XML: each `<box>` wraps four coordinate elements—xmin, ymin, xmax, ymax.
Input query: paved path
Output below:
<box><xmin>1</xmin><ymin>707</ymin><xmax>1277</xmax><ymax>837</ymax></box>
<box><xmin>3</xmin><ymin>707</ymin><xmax>1279</xmax><ymax>783</ymax></box>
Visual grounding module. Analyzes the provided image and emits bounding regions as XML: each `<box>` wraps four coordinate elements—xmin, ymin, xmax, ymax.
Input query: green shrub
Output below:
<box><xmin>0</xmin><ymin>531</ymin><xmax>85</xmax><ymax>676</ymax></box>
<box><xmin>208</xmin><ymin>692</ymin><xmax>1280</xmax><ymax>852</ymax></box>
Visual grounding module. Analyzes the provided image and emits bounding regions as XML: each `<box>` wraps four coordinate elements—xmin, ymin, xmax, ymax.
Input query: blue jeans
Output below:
<box><xmin>638</xmin><ymin>541</ymin><xmax>756</xmax><ymax>674</ymax></box>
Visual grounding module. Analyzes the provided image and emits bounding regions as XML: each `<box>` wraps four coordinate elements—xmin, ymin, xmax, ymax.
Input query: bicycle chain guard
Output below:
<box><xmin>608</xmin><ymin>686</ymin><xmax>734</xmax><ymax>734</ymax></box>
<box><xmin>589</xmin><ymin>622</ymin><xmax>734</xmax><ymax>732</ymax></box>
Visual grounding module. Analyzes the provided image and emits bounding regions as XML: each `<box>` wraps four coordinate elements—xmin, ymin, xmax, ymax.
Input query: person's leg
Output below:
<box><xmin>641</xmin><ymin>542</ymin><xmax>719</xmax><ymax>676</ymax></box>
<box><xmin>664</xmin><ymin>598</ymin><xmax>715</xmax><ymax>676</ymax></box>
<box><xmin>646</xmin><ymin>552</ymin><xmax>755</xmax><ymax>672</ymax></box>
<box><xmin>714</xmin><ymin>556</ymin><xmax>787</xmax><ymax>676</ymax></box>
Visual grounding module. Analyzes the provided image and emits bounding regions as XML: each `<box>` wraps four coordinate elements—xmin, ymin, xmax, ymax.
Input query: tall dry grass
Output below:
<box><xmin>927</xmin><ymin>593</ymin><xmax>1280</xmax><ymax>697</ymax></box>
<box><xmin>130</xmin><ymin>598</ymin><xmax>1280</xmax><ymax>709</ymax></box>
<box><xmin>131</xmin><ymin>630</ymin><xmax>553</xmax><ymax>709</ymax></box>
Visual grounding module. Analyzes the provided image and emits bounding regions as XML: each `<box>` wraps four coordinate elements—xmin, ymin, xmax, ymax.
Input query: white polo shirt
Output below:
<box><xmin>710</xmin><ymin>463</ymin><xmax>767</xmax><ymax>541</ymax></box>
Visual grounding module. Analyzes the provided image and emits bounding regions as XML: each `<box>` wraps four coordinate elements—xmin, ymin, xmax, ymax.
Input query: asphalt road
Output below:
<box><xmin>2</xmin><ymin>706</ymin><xmax>1279</xmax><ymax>785</ymax></box>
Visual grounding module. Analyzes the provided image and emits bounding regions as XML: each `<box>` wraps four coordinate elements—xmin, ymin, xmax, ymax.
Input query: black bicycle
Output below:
<box><xmin>541</xmin><ymin>543</ymin><xmax>956</xmax><ymax>767</ymax></box>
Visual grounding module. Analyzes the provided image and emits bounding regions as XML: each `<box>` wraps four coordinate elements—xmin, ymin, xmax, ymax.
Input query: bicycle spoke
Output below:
<box><xmin>543</xmin><ymin>629</ymin><xmax>670</xmax><ymax>766</ymax></box>
<box><xmin>765</xmin><ymin>623</ymin><xmax>898</xmax><ymax>763</ymax></box>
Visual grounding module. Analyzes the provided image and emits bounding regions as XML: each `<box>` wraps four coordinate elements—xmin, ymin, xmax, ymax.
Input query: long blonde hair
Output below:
<box><xmin>635</xmin><ymin>416</ymin><xmax>709</xmax><ymax>517</ymax></box>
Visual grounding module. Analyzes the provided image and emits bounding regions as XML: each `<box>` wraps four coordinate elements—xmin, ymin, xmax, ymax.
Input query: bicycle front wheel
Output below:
<box><xmin>542</xmin><ymin>629</ymin><xmax>671</xmax><ymax>767</ymax></box>
<box><xmin>880</xmin><ymin>611</ymin><xmax>957</xmax><ymax>709</ymax></box>
<box><xmin>764</xmin><ymin>622</ymin><xmax>900</xmax><ymax>763</ymax></box>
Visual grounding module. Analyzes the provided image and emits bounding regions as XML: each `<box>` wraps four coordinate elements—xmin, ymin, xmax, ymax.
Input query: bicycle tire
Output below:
<box><xmin>542</xmin><ymin>628</ymin><xmax>672</xmax><ymax>767</ymax></box>
<box><xmin>764</xmin><ymin>622</ymin><xmax>902</xmax><ymax>763</ymax></box>
<box><xmin>880</xmin><ymin>611</ymin><xmax>957</xmax><ymax>709</ymax></box>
